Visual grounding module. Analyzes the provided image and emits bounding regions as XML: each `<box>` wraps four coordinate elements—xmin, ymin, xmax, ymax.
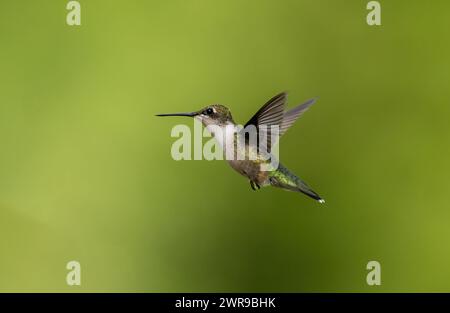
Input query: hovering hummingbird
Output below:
<box><xmin>156</xmin><ymin>92</ymin><xmax>324</xmax><ymax>203</ymax></box>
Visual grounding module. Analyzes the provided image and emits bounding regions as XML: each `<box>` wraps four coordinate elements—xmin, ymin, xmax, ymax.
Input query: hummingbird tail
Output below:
<box><xmin>294</xmin><ymin>179</ymin><xmax>325</xmax><ymax>203</ymax></box>
<box><xmin>269</xmin><ymin>165</ymin><xmax>325</xmax><ymax>203</ymax></box>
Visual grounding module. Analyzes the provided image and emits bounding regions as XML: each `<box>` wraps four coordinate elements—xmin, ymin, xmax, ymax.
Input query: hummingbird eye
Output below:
<box><xmin>204</xmin><ymin>108</ymin><xmax>214</xmax><ymax>115</ymax></box>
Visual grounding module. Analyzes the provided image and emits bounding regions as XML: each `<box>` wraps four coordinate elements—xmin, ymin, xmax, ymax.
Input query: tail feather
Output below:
<box><xmin>295</xmin><ymin>180</ymin><xmax>325</xmax><ymax>203</ymax></box>
<box><xmin>269</xmin><ymin>164</ymin><xmax>325</xmax><ymax>203</ymax></box>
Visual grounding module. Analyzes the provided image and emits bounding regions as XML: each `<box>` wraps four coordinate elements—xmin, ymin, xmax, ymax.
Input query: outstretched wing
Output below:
<box><xmin>243</xmin><ymin>92</ymin><xmax>287</xmax><ymax>152</ymax></box>
<box><xmin>279</xmin><ymin>98</ymin><xmax>316</xmax><ymax>136</ymax></box>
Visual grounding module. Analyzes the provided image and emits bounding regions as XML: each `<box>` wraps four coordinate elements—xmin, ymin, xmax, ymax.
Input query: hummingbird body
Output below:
<box><xmin>227</xmin><ymin>144</ymin><xmax>322</xmax><ymax>202</ymax></box>
<box><xmin>226</xmin><ymin>143</ymin><xmax>271</xmax><ymax>188</ymax></box>
<box><xmin>157</xmin><ymin>92</ymin><xmax>324</xmax><ymax>203</ymax></box>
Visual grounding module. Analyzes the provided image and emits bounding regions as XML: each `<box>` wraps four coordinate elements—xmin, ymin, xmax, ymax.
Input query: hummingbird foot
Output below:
<box><xmin>250</xmin><ymin>181</ymin><xmax>261</xmax><ymax>191</ymax></box>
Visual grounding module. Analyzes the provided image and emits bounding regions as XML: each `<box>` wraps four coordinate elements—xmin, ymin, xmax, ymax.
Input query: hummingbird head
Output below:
<box><xmin>156</xmin><ymin>104</ymin><xmax>234</xmax><ymax>127</ymax></box>
<box><xmin>196</xmin><ymin>104</ymin><xmax>234</xmax><ymax>127</ymax></box>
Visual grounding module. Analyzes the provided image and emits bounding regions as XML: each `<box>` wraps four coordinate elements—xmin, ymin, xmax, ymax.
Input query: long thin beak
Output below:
<box><xmin>155</xmin><ymin>112</ymin><xmax>198</xmax><ymax>117</ymax></box>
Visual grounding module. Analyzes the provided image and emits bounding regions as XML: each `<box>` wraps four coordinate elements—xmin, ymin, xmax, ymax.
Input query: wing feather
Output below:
<box><xmin>241</xmin><ymin>93</ymin><xmax>316</xmax><ymax>153</ymax></box>
<box><xmin>243</xmin><ymin>92</ymin><xmax>287</xmax><ymax>152</ymax></box>
<box><xmin>279</xmin><ymin>98</ymin><xmax>316</xmax><ymax>136</ymax></box>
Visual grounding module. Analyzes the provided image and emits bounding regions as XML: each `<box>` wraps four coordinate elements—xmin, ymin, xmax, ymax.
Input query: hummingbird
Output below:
<box><xmin>156</xmin><ymin>92</ymin><xmax>324</xmax><ymax>203</ymax></box>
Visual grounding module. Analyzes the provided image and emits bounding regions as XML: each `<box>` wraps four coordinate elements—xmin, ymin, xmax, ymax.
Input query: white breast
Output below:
<box><xmin>206</xmin><ymin>123</ymin><xmax>236</xmax><ymax>152</ymax></box>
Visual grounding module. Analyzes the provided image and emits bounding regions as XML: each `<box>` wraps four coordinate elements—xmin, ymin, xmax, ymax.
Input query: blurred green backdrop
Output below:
<box><xmin>0</xmin><ymin>0</ymin><xmax>449</xmax><ymax>292</ymax></box>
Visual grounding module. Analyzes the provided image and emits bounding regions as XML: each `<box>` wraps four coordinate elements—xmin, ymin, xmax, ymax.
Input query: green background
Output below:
<box><xmin>0</xmin><ymin>0</ymin><xmax>449</xmax><ymax>292</ymax></box>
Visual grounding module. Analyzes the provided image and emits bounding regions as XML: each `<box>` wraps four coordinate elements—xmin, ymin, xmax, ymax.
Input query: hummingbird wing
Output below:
<box><xmin>243</xmin><ymin>92</ymin><xmax>287</xmax><ymax>152</ymax></box>
<box><xmin>279</xmin><ymin>98</ymin><xmax>317</xmax><ymax>137</ymax></box>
